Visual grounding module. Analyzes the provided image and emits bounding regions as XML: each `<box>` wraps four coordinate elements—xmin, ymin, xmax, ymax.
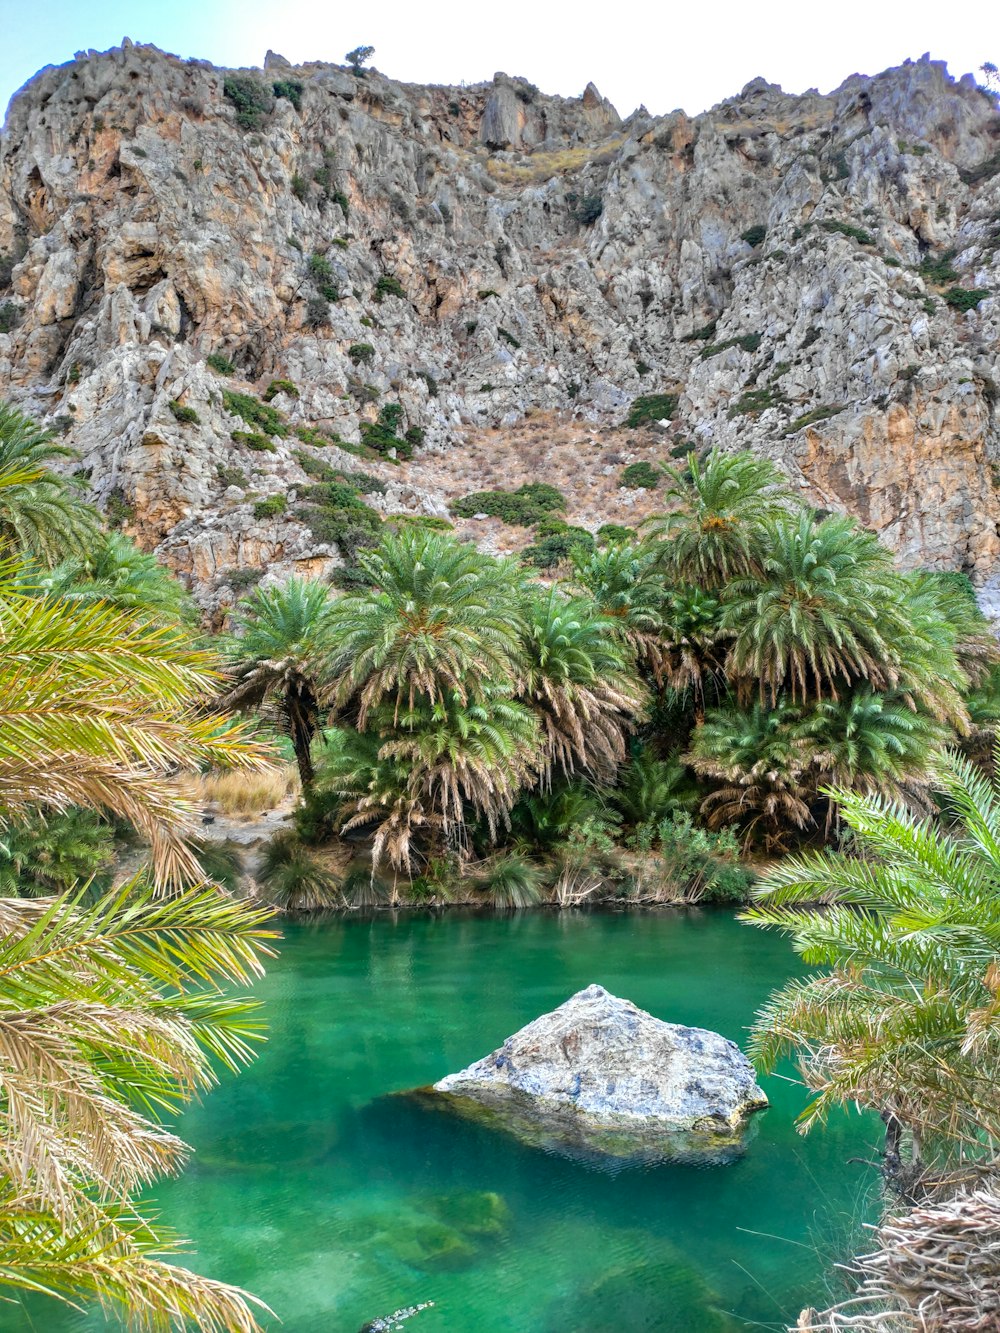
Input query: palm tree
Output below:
<box><xmin>609</xmin><ymin>746</ymin><xmax>700</xmax><ymax>827</ymax></box>
<box><xmin>0</xmin><ymin>562</ymin><xmax>269</xmax><ymax>887</ymax></box>
<box><xmin>891</xmin><ymin>573</ymin><xmax>982</xmax><ymax>731</ymax></box>
<box><xmin>221</xmin><ymin>578</ymin><xmax>337</xmax><ymax>787</ymax></box>
<box><xmin>907</xmin><ymin>570</ymin><xmax>997</xmax><ymax>690</ymax></box>
<box><xmin>372</xmin><ymin>690</ymin><xmax>539</xmax><ymax>865</ymax></box>
<box><xmin>518</xmin><ymin>587</ymin><xmax>645</xmax><ymax>783</ymax></box>
<box><xmin>657</xmin><ymin>583</ymin><xmax>729</xmax><ymax>712</ymax></box>
<box><xmin>569</xmin><ymin>542</ymin><xmax>668</xmax><ymax>669</ymax></box>
<box><xmin>315</xmin><ymin>726</ymin><xmax>438</xmax><ymax>874</ymax></box>
<box><xmin>645</xmin><ymin>448</ymin><xmax>791</xmax><ymax>587</ymax></box>
<box><xmin>722</xmin><ymin>511</ymin><xmax>907</xmax><ymax>704</ymax></box>
<box><xmin>744</xmin><ymin>751</ymin><xmax>1000</xmax><ymax>1174</ymax></box>
<box><xmin>43</xmin><ymin>530</ymin><xmax>196</xmax><ymax>624</ymax></box>
<box><xmin>0</xmin><ymin>402</ymin><xmax>99</xmax><ymax>563</ymax></box>
<box><xmin>328</xmin><ymin>530</ymin><xmax>527</xmax><ymax>725</ymax></box>
<box><xmin>806</xmin><ymin>689</ymin><xmax>943</xmax><ymax>815</ymax></box>
<box><xmin>318</xmin><ymin>686</ymin><xmax>539</xmax><ymax>872</ymax></box>
<box><xmin>0</xmin><ymin>882</ymin><xmax>275</xmax><ymax>1330</ymax></box>
<box><xmin>686</xmin><ymin>699</ymin><xmax>816</xmax><ymax>848</ymax></box>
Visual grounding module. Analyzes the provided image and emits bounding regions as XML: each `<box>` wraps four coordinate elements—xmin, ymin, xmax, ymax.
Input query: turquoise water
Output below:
<box><xmin>3</xmin><ymin>909</ymin><xmax>878</xmax><ymax>1332</ymax></box>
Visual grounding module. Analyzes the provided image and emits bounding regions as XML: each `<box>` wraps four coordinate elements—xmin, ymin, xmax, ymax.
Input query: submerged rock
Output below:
<box><xmin>431</xmin><ymin>984</ymin><xmax>767</xmax><ymax>1163</ymax></box>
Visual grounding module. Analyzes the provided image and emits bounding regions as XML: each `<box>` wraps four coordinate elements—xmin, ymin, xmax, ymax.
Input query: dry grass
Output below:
<box><xmin>393</xmin><ymin>411</ymin><xmax>675</xmax><ymax>551</ymax></box>
<box><xmin>486</xmin><ymin>136</ymin><xmax>627</xmax><ymax>184</ymax></box>
<box><xmin>191</xmin><ymin>765</ymin><xmax>300</xmax><ymax>816</ymax></box>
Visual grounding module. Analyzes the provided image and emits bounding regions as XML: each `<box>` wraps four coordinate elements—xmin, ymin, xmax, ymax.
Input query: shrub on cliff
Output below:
<box><xmin>222</xmin><ymin>74</ymin><xmax>274</xmax><ymax>130</ymax></box>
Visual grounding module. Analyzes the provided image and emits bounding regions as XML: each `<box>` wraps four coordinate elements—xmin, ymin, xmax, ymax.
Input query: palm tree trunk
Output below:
<box><xmin>286</xmin><ymin>683</ymin><xmax>317</xmax><ymax>788</ymax></box>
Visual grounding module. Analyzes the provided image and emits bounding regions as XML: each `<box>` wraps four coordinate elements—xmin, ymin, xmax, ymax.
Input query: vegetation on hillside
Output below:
<box><xmin>203</xmin><ymin>446</ymin><xmax>1000</xmax><ymax>907</ymax></box>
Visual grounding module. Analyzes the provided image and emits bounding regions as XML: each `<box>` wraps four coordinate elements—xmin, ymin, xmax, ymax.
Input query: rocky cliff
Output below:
<box><xmin>1</xmin><ymin>42</ymin><xmax>999</xmax><ymax>609</ymax></box>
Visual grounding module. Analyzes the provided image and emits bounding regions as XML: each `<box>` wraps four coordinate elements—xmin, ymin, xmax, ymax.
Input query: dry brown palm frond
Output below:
<box><xmin>797</xmin><ymin>1182</ymin><xmax>1000</xmax><ymax>1332</ymax></box>
<box><xmin>0</xmin><ymin>884</ymin><xmax>276</xmax><ymax>1330</ymax></box>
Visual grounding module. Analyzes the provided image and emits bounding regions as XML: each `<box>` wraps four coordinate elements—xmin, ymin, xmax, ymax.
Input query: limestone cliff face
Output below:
<box><xmin>1</xmin><ymin>42</ymin><xmax>999</xmax><ymax>604</ymax></box>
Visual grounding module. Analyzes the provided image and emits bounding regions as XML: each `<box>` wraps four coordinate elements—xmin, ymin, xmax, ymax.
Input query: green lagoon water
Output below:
<box><xmin>3</xmin><ymin>909</ymin><xmax>879</xmax><ymax>1332</ymax></box>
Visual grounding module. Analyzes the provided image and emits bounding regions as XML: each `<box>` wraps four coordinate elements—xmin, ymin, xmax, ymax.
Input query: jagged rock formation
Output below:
<box><xmin>1</xmin><ymin>43</ymin><xmax>999</xmax><ymax>607</ymax></box>
<box><xmin>430</xmin><ymin>983</ymin><xmax>768</xmax><ymax>1162</ymax></box>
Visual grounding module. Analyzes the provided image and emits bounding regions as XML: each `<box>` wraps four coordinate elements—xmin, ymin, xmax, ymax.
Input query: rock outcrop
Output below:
<box><xmin>431</xmin><ymin>984</ymin><xmax>768</xmax><ymax>1162</ymax></box>
<box><xmin>1</xmin><ymin>45</ymin><xmax>999</xmax><ymax>609</ymax></box>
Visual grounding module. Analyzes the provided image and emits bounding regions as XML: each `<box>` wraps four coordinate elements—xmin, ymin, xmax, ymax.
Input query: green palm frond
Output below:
<box><xmin>0</xmin><ymin>566</ymin><xmax>271</xmax><ymax>887</ymax></box>
<box><xmin>722</xmin><ymin>511</ymin><xmax>907</xmax><ymax>704</ymax></box>
<box><xmin>43</xmin><ymin>531</ymin><xmax>197</xmax><ymax>625</ymax></box>
<box><xmin>519</xmin><ymin>586</ymin><xmax>644</xmax><ymax>782</ymax></box>
<box><xmin>328</xmin><ymin>530</ymin><xmax>528</xmax><ymax>724</ymax></box>
<box><xmin>644</xmin><ymin>448</ymin><xmax>792</xmax><ymax>587</ymax></box>
<box><xmin>743</xmin><ymin>751</ymin><xmax>1000</xmax><ymax>1158</ymax></box>
<box><xmin>0</xmin><ymin>403</ymin><xmax>99</xmax><ymax>565</ymax></box>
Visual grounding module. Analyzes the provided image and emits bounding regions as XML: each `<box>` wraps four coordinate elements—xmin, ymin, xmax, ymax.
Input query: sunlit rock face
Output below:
<box><xmin>431</xmin><ymin>984</ymin><xmax>768</xmax><ymax>1163</ymax></box>
<box><xmin>1</xmin><ymin>44</ymin><xmax>999</xmax><ymax>611</ymax></box>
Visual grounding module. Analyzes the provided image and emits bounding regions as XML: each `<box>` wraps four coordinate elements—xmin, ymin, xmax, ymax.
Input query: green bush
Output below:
<box><xmin>206</xmin><ymin>352</ymin><xmax>236</xmax><ymax>375</ymax></box>
<box><xmin>223</xmin><ymin>390</ymin><xmax>288</xmax><ymax>436</ymax></box>
<box><xmin>373</xmin><ymin>274</ymin><xmax>406</xmax><ymax>303</ymax></box>
<box><xmin>232</xmin><ymin>430</ymin><xmax>276</xmax><ymax>453</ymax></box>
<box><xmin>222</xmin><ymin>566</ymin><xmax>263</xmax><ymax>590</ymax></box>
<box><xmin>105</xmin><ymin>487</ymin><xmax>134</xmax><ymax>529</ymax></box>
<box><xmin>169</xmin><ymin>400</ymin><xmax>199</xmax><ymax>425</ymax></box>
<box><xmin>217</xmin><ymin>464</ymin><xmax>249</xmax><ymax>488</ymax></box>
<box><xmin>223</xmin><ymin>75</ymin><xmax>274</xmax><ymax>130</ymax></box>
<box><xmin>263</xmin><ymin>378</ymin><xmax>299</xmax><ymax>401</ymax></box>
<box><xmin>0</xmin><ymin>302</ymin><xmax>19</xmax><ymax>334</ymax></box>
<box><xmin>474</xmin><ymin>854</ymin><xmax>543</xmax><ymax>909</ymax></box>
<box><xmin>918</xmin><ymin>249</ymin><xmax>959</xmax><ymax>284</ymax></box>
<box><xmin>451</xmin><ymin>483</ymin><xmax>566</xmax><ymax>525</ymax></box>
<box><xmin>782</xmin><ymin>403</ymin><xmax>845</xmax><ymax>436</ymax></box>
<box><xmin>253</xmin><ymin>495</ymin><xmax>288</xmax><ymax>519</ymax></box>
<box><xmin>390</xmin><ymin>514</ymin><xmax>454</xmax><ymax>532</ymax></box>
<box><xmin>296</xmin><ymin>426</ymin><xmax>338</xmax><ymax>448</ymax></box>
<box><xmin>729</xmin><ymin>386</ymin><xmax>787</xmax><ymax>417</ymax></box>
<box><xmin>639</xmin><ymin>812</ymin><xmax>756</xmax><ymax>904</ymax></box>
<box><xmin>522</xmin><ymin>524</ymin><xmax>595</xmax><ymax>569</ymax></box>
<box><xmin>272</xmin><ymin>79</ymin><xmax>303</xmax><ymax>110</ymax></box>
<box><xmin>626</xmin><ymin>393</ymin><xmax>679</xmax><ymax>427</ymax></box>
<box><xmin>944</xmin><ymin>287</ymin><xmax>991</xmax><ymax>312</ymax></box>
<box><xmin>620</xmin><ymin>461</ymin><xmax>661</xmax><ymax>490</ymax></box>
<box><xmin>359</xmin><ymin>403</ymin><xmax>413</xmax><ymax>460</ymax></box>
<box><xmin>308</xmin><ymin>252</ymin><xmax>340</xmax><ymax>301</ymax></box>
<box><xmin>348</xmin><ymin>342</ymin><xmax>375</xmax><ymax>365</ymax></box>
<box><xmin>597</xmin><ymin>523</ymin><xmax>634</xmax><ymax>545</ymax></box>
<box><xmin>820</xmin><ymin>218</ymin><xmax>874</xmax><ymax>246</ymax></box>
<box><xmin>497</xmin><ymin>326</ymin><xmax>520</xmax><ymax>349</ymax></box>
<box><xmin>305</xmin><ymin>296</ymin><xmax>329</xmax><ymax>327</ymax></box>
<box><xmin>572</xmin><ymin>194</ymin><xmax>603</xmax><ymax>226</ymax></box>
<box><xmin>699</xmin><ymin>333</ymin><xmax>762</xmax><ymax>360</ymax></box>
<box><xmin>290</xmin><ymin>173</ymin><xmax>309</xmax><ymax>202</ymax></box>
<box><xmin>741</xmin><ymin>225</ymin><xmax>767</xmax><ymax>247</ymax></box>
<box><xmin>681</xmin><ymin>320</ymin><xmax>718</xmax><ymax>342</ymax></box>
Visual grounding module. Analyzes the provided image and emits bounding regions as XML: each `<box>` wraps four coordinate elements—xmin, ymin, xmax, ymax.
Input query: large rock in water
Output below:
<box><xmin>431</xmin><ymin>984</ymin><xmax>768</xmax><ymax>1164</ymax></box>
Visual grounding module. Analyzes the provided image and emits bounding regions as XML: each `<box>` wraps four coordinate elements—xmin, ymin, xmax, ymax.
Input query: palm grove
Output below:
<box><xmin>1</xmin><ymin>391</ymin><xmax>1000</xmax><ymax>1330</ymax></box>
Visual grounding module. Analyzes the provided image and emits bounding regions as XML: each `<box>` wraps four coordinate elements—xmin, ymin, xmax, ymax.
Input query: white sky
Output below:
<box><xmin>1</xmin><ymin>0</ymin><xmax>995</xmax><ymax>126</ymax></box>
